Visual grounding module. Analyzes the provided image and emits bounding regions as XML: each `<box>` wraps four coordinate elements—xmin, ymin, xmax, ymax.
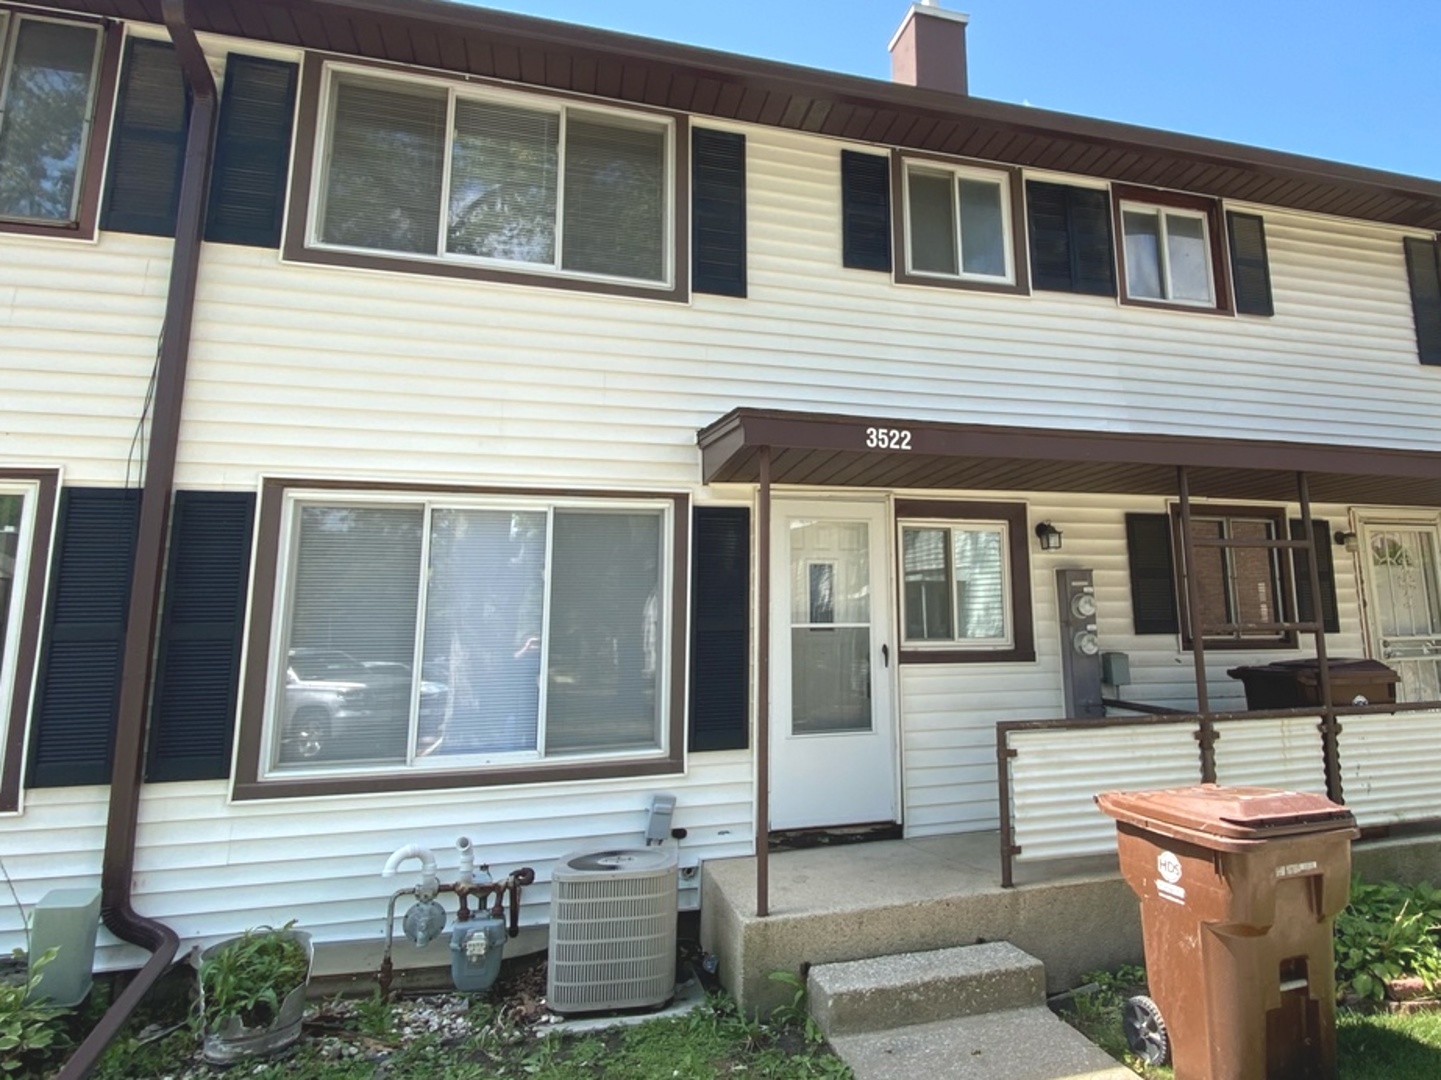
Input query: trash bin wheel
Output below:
<box><xmin>1121</xmin><ymin>995</ymin><xmax>1170</xmax><ymax>1066</ymax></box>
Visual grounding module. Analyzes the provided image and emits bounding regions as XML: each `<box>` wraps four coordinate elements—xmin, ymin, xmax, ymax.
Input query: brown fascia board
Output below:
<box><xmin>45</xmin><ymin>0</ymin><xmax>1441</xmax><ymax>228</ymax></box>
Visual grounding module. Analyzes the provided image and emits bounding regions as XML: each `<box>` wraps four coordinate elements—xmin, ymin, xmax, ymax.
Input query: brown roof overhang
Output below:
<box><xmin>698</xmin><ymin>408</ymin><xmax>1441</xmax><ymax>507</ymax></box>
<box><xmin>48</xmin><ymin>0</ymin><xmax>1441</xmax><ymax>231</ymax></box>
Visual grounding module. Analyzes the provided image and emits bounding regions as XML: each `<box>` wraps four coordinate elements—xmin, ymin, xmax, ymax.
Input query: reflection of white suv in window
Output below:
<box><xmin>281</xmin><ymin>648</ymin><xmax>447</xmax><ymax>764</ymax></box>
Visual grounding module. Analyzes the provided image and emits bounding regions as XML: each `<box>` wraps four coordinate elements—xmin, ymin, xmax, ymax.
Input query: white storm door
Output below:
<box><xmin>769</xmin><ymin>499</ymin><xmax>896</xmax><ymax>830</ymax></box>
<box><xmin>1358</xmin><ymin>521</ymin><xmax>1441</xmax><ymax>702</ymax></box>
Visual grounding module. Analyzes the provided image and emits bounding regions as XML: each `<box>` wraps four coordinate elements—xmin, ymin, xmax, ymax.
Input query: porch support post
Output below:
<box><xmin>755</xmin><ymin>447</ymin><xmax>772</xmax><ymax>918</ymax></box>
<box><xmin>1177</xmin><ymin>467</ymin><xmax>1217</xmax><ymax>782</ymax></box>
<box><xmin>1297</xmin><ymin>472</ymin><xmax>1343</xmax><ymax>802</ymax></box>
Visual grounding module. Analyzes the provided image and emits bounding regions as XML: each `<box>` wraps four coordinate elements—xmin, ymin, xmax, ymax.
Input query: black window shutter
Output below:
<box><xmin>1126</xmin><ymin>513</ymin><xmax>1180</xmax><ymax>635</ymax></box>
<box><xmin>840</xmin><ymin>150</ymin><xmax>892</xmax><ymax>272</ymax></box>
<box><xmin>1403</xmin><ymin>236</ymin><xmax>1441</xmax><ymax>366</ymax></box>
<box><xmin>1290</xmin><ymin>519</ymin><xmax>1339</xmax><ymax>635</ymax></box>
<box><xmin>28</xmin><ymin>489</ymin><xmax>141</xmax><ymax>788</ymax></box>
<box><xmin>147</xmin><ymin>492</ymin><xmax>255</xmax><ymax>782</ymax></box>
<box><xmin>205</xmin><ymin>55</ymin><xmax>299</xmax><ymax>248</ymax></box>
<box><xmin>691</xmin><ymin>128</ymin><xmax>747</xmax><ymax>298</ymax></box>
<box><xmin>1026</xmin><ymin>180</ymin><xmax>1115</xmax><ymax>296</ymax></box>
<box><xmin>102</xmin><ymin>38</ymin><xmax>189</xmax><ymax>237</ymax></box>
<box><xmin>1227</xmin><ymin>211</ymin><xmax>1274</xmax><ymax>317</ymax></box>
<box><xmin>689</xmin><ymin>507</ymin><xmax>750</xmax><ymax>752</ymax></box>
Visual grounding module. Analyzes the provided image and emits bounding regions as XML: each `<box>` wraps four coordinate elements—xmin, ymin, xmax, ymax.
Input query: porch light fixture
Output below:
<box><xmin>1334</xmin><ymin>530</ymin><xmax>1359</xmax><ymax>553</ymax></box>
<box><xmin>1034</xmin><ymin>521</ymin><xmax>1063</xmax><ymax>551</ymax></box>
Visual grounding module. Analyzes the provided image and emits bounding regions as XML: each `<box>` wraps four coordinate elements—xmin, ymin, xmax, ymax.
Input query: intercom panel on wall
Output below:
<box><xmin>1056</xmin><ymin>568</ymin><xmax>1104</xmax><ymax>718</ymax></box>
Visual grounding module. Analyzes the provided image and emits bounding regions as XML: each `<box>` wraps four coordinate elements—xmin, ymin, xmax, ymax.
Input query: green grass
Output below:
<box><xmin>1059</xmin><ymin>968</ymin><xmax>1441</xmax><ymax>1080</ymax></box>
<box><xmin>79</xmin><ymin>988</ymin><xmax>852</xmax><ymax>1080</ymax></box>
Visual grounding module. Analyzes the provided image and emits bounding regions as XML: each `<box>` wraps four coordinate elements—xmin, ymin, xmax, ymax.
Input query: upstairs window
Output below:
<box><xmin>898</xmin><ymin>158</ymin><xmax>1020</xmax><ymax>289</ymax></box>
<box><xmin>305</xmin><ymin>65</ymin><xmax>675</xmax><ymax>291</ymax></box>
<box><xmin>0</xmin><ymin>11</ymin><xmax>106</xmax><ymax>231</ymax></box>
<box><xmin>1113</xmin><ymin>185</ymin><xmax>1230</xmax><ymax>313</ymax></box>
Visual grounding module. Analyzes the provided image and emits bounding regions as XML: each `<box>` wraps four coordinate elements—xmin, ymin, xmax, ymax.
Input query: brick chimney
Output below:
<box><xmin>888</xmin><ymin>1</ymin><xmax>970</xmax><ymax>95</ymax></box>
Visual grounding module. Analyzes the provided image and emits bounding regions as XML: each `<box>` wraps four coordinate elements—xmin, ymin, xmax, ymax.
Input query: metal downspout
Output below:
<box><xmin>56</xmin><ymin>3</ymin><xmax>216</xmax><ymax>1076</ymax></box>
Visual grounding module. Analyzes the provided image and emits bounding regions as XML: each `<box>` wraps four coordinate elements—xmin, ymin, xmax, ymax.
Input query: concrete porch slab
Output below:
<box><xmin>699</xmin><ymin>831</ymin><xmax>1140</xmax><ymax>1016</ymax></box>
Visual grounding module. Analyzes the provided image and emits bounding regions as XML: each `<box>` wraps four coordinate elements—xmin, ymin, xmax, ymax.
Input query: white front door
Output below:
<box><xmin>1357</xmin><ymin>518</ymin><xmax>1441</xmax><ymax>702</ymax></box>
<box><xmin>769</xmin><ymin>498</ymin><xmax>897</xmax><ymax>830</ymax></box>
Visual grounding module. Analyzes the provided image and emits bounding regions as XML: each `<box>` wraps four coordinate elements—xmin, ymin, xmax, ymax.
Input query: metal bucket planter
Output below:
<box><xmin>198</xmin><ymin>927</ymin><xmax>313</xmax><ymax>1065</ymax></box>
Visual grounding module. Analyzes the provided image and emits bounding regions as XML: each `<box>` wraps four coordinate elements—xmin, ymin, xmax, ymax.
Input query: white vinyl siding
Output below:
<box><xmin>0</xmin><ymin>13</ymin><xmax>103</xmax><ymax>225</ymax></box>
<box><xmin>312</xmin><ymin>66</ymin><xmax>672</xmax><ymax>286</ymax></box>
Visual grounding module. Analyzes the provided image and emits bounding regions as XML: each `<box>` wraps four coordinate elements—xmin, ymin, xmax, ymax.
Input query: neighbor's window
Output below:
<box><xmin>311</xmin><ymin>66</ymin><xmax>673</xmax><ymax>286</ymax></box>
<box><xmin>1120</xmin><ymin>201</ymin><xmax>1213</xmax><ymax>305</ymax></box>
<box><xmin>0</xmin><ymin>11</ymin><xmax>104</xmax><ymax>226</ymax></box>
<box><xmin>894</xmin><ymin>500</ymin><xmax>1035</xmax><ymax>664</ymax></box>
<box><xmin>1177</xmin><ymin>508</ymin><xmax>1291</xmax><ymax>644</ymax></box>
<box><xmin>902</xmin><ymin>160</ymin><xmax>1013</xmax><ymax>283</ymax></box>
<box><xmin>265</xmin><ymin>493</ymin><xmax>673</xmax><ymax>776</ymax></box>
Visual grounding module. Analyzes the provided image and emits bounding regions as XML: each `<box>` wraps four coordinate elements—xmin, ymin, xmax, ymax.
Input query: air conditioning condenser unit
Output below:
<box><xmin>547</xmin><ymin>847</ymin><xmax>677</xmax><ymax>1014</ymax></box>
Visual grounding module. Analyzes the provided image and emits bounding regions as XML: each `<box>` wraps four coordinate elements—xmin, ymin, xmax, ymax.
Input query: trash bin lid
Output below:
<box><xmin>1225</xmin><ymin>658</ymin><xmax>1399</xmax><ymax>685</ymax></box>
<box><xmin>1096</xmin><ymin>784</ymin><xmax>1356</xmax><ymax>843</ymax></box>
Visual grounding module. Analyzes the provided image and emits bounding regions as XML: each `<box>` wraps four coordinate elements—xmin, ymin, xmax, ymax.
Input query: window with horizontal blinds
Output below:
<box><xmin>268</xmin><ymin>493</ymin><xmax>671</xmax><ymax>776</ymax></box>
<box><xmin>313</xmin><ymin>68</ymin><xmax>672</xmax><ymax>285</ymax></box>
<box><xmin>0</xmin><ymin>14</ymin><xmax>102</xmax><ymax>224</ymax></box>
<box><xmin>319</xmin><ymin>77</ymin><xmax>446</xmax><ymax>254</ymax></box>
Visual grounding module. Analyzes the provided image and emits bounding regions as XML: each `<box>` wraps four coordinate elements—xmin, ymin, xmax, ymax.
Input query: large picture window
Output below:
<box><xmin>308</xmin><ymin>65</ymin><xmax>673</xmax><ymax>288</ymax></box>
<box><xmin>237</xmin><ymin>484</ymin><xmax>687</xmax><ymax>796</ymax></box>
<box><xmin>0</xmin><ymin>10</ymin><xmax>106</xmax><ymax>231</ymax></box>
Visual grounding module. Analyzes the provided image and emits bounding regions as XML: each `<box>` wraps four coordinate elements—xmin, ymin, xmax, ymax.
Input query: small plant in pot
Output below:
<box><xmin>198</xmin><ymin>922</ymin><xmax>312</xmax><ymax>1064</ymax></box>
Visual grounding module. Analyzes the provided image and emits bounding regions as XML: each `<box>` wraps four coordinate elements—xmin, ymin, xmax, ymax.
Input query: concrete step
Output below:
<box><xmin>808</xmin><ymin>941</ymin><xmax>1045</xmax><ymax>1037</ymax></box>
<box><xmin>827</xmin><ymin>1007</ymin><xmax>1136</xmax><ymax>1080</ymax></box>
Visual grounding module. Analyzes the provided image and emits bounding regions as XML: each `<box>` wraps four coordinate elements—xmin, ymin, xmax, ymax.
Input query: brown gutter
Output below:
<box><xmin>56</xmin><ymin>2</ymin><xmax>217</xmax><ymax>1076</ymax></box>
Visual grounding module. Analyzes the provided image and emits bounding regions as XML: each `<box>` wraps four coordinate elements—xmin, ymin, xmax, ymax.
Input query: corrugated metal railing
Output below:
<box><xmin>996</xmin><ymin>701</ymin><xmax>1441</xmax><ymax>887</ymax></box>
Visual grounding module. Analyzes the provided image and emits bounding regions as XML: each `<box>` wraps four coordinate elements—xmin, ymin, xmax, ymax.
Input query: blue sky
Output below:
<box><xmin>467</xmin><ymin>1</ymin><xmax>1441</xmax><ymax>181</ymax></box>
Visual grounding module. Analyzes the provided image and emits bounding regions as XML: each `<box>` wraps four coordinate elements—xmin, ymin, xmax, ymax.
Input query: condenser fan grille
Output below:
<box><xmin>547</xmin><ymin>848</ymin><xmax>678</xmax><ymax>1013</ymax></box>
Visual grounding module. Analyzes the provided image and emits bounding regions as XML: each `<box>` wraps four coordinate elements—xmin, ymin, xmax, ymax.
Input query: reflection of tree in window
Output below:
<box><xmin>424</xmin><ymin>509</ymin><xmax>545</xmax><ymax>754</ymax></box>
<box><xmin>560</xmin><ymin>116</ymin><xmax>665</xmax><ymax>281</ymax></box>
<box><xmin>0</xmin><ymin>20</ymin><xmax>100</xmax><ymax>222</ymax></box>
<box><xmin>447</xmin><ymin>101</ymin><xmax>558</xmax><ymax>263</ymax></box>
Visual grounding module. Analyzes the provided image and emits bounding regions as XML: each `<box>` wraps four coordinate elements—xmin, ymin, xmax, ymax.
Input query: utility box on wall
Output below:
<box><xmin>1056</xmin><ymin>568</ymin><xmax>1104</xmax><ymax>719</ymax></box>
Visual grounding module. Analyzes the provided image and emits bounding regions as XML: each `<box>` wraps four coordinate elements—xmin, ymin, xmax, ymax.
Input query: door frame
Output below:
<box><xmin>765</xmin><ymin>493</ymin><xmax>901</xmax><ymax>832</ymax></box>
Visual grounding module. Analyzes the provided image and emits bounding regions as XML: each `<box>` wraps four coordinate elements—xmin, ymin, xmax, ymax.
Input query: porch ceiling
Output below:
<box><xmin>52</xmin><ymin>0</ymin><xmax>1441</xmax><ymax>231</ymax></box>
<box><xmin>697</xmin><ymin>408</ymin><xmax>1441</xmax><ymax>506</ymax></box>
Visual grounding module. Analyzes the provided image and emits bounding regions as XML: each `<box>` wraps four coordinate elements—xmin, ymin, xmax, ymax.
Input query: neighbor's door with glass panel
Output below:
<box><xmin>769</xmin><ymin>499</ymin><xmax>896</xmax><ymax>830</ymax></box>
<box><xmin>1358</xmin><ymin>520</ymin><xmax>1441</xmax><ymax>702</ymax></box>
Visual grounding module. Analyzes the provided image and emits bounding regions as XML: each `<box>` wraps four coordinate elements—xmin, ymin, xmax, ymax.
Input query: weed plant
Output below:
<box><xmin>0</xmin><ymin>949</ymin><xmax>71</xmax><ymax>1077</ymax></box>
<box><xmin>1334</xmin><ymin>878</ymin><xmax>1441</xmax><ymax>1002</ymax></box>
<box><xmin>199</xmin><ymin>923</ymin><xmax>310</xmax><ymax>1032</ymax></box>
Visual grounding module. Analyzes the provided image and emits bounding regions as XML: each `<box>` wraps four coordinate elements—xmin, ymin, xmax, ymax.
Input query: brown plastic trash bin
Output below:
<box><xmin>1226</xmin><ymin>658</ymin><xmax>1399</xmax><ymax>709</ymax></box>
<box><xmin>1095</xmin><ymin>784</ymin><xmax>1358</xmax><ymax>1080</ymax></box>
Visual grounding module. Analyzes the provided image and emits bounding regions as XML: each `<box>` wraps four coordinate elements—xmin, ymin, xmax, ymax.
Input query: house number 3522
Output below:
<box><xmin>865</xmin><ymin>426</ymin><xmax>913</xmax><ymax>450</ymax></box>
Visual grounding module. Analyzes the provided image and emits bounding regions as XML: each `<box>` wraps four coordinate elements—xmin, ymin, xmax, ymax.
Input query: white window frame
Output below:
<box><xmin>261</xmin><ymin>489</ymin><xmax>675</xmax><ymax>781</ymax></box>
<box><xmin>0</xmin><ymin>11</ymin><xmax>104</xmax><ymax>226</ymax></box>
<box><xmin>898</xmin><ymin>518</ymin><xmax>1014</xmax><ymax>651</ymax></box>
<box><xmin>1118</xmin><ymin>200</ymin><xmax>1216</xmax><ymax>307</ymax></box>
<box><xmin>0</xmin><ymin>480</ymin><xmax>40</xmax><ymax>783</ymax></box>
<box><xmin>901</xmin><ymin>159</ymin><xmax>1015</xmax><ymax>285</ymax></box>
<box><xmin>307</xmin><ymin>62</ymin><xmax>677</xmax><ymax>289</ymax></box>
